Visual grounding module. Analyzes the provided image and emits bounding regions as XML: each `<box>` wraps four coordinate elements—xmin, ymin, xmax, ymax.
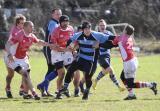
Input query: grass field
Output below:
<box><xmin>0</xmin><ymin>53</ymin><xmax>160</xmax><ymax>111</ymax></box>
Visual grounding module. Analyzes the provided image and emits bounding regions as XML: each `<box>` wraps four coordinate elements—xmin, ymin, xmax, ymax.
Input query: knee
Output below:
<box><xmin>106</xmin><ymin>67</ymin><xmax>112</xmax><ymax>72</ymax></box>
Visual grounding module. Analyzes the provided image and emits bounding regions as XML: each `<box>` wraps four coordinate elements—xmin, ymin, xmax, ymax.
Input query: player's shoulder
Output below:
<box><xmin>48</xmin><ymin>19</ymin><xmax>58</xmax><ymax>25</ymax></box>
<box><xmin>68</xmin><ymin>25</ymin><xmax>74</xmax><ymax>30</ymax></box>
<box><xmin>91</xmin><ymin>31</ymin><xmax>106</xmax><ymax>38</ymax></box>
<box><xmin>68</xmin><ymin>25</ymin><xmax>73</xmax><ymax>28</ymax></box>
<box><xmin>11</xmin><ymin>26</ymin><xmax>21</xmax><ymax>34</ymax></box>
<box><xmin>47</xmin><ymin>19</ymin><xmax>58</xmax><ymax>28</ymax></box>
<box><xmin>105</xmin><ymin>30</ymin><xmax>113</xmax><ymax>36</ymax></box>
<box><xmin>10</xmin><ymin>30</ymin><xmax>24</xmax><ymax>41</ymax></box>
<box><xmin>72</xmin><ymin>32</ymin><xmax>82</xmax><ymax>38</ymax></box>
<box><xmin>10</xmin><ymin>26</ymin><xmax>17</xmax><ymax>32</ymax></box>
<box><xmin>54</xmin><ymin>26</ymin><xmax>61</xmax><ymax>31</ymax></box>
<box><xmin>16</xmin><ymin>30</ymin><xmax>24</xmax><ymax>37</ymax></box>
<box><xmin>92</xmin><ymin>31</ymin><xmax>104</xmax><ymax>35</ymax></box>
<box><xmin>74</xmin><ymin>32</ymin><xmax>82</xmax><ymax>36</ymax></box>
<box><xmin>30</xmin><ymin>33</ymin><xmax>37</xmax><ymax>38</ymax></box>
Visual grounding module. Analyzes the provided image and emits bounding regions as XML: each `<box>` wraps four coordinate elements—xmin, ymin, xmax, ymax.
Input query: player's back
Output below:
<box><xmin>118</xmin><ymin>34</ymin><xmax>135</xmax><ymax>61</ymax></box>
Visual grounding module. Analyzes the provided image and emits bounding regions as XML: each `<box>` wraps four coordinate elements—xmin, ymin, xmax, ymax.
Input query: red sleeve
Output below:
<box><xmin>112</xmin><ymin>36</ymin><xmax>119</xmax><ymax>45</ymax></box>
<box><xmin>31</xmin><ymin>34</ymin><xmax>39</xmax><ymax>43</ymax></box>
<box><xmin>50</xmin><ymin>27</ymin><xmax>59</xmax><ymax>44</ymax></box>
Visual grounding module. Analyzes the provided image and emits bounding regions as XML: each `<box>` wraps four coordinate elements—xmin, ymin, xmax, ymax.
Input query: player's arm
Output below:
<box><xmin>37</xmin><ymin>39</ymin><xmax>60</xmax><ymax>50</ymax></box>
<box><xmin>99</xmin><ymin>40</ymin><xmax>118</xmax><ymax>49</ymax></box>
<box><xmin>5</xmin><ymin>36</ymin><xmax>19</xmax><ymax>62</ymax></box>
<box><xmin>99</xmin><ymin>35</ymin><xmax>118</xmax><ymax>49</ymax></box>
<box><xmin>65</xmin><ymin>39</ymin><xmax>78</xmax><ymax>52</ymax></box>
<box><xmin>37</xmin><ymin>39</ymin><xmax>51</xmax><ymax>47</ymax></box>
<box><xmin>31</xmin><ymin>34</ymin><xmax>56</xmax><ymax>49</ymax></box>
<box><xmin>5</xmin><ymin>40</ymin><xmax>14</xmax><ymax>53</ymax></box>
<box><xmin>65</xmin><ymin>32</ymin><xmax>80</xmax><ymax>52</ymax></box>
<box><xmin>108</xmin><ymin>35</ymin><xmax>116</xmax><ymax>40</ymax></box>
<box><xmin>66</xmin><ymin>39</ymin><xmax>72</xmax><ymax>47</ymax></box>
<box><xmin>5</xmin><ymin>42</ymin><xmax>14</xmax><ymax>62</ymax></box>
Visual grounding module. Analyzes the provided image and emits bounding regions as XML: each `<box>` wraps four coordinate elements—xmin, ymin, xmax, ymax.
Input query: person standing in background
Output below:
<box><xmin>37</xmin><ymin>8</ymin><xmax>62</xmax><ymax>96</ymax></box>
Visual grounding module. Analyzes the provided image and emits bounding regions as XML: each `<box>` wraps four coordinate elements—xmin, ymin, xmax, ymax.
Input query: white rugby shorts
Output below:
<box><xmin>123</xmin><ymin>57</ymin><xmax>138</xmax><ymax>78</ymax></box>
<box><xmin>51</xmin><ymin>50</ymin><xmax>73</xmax><ymax>66</ymax></box>
<box><xmin>4</xmin><ymin>53</ymin><xmax>30</xmax><ymax>71</ymax></box>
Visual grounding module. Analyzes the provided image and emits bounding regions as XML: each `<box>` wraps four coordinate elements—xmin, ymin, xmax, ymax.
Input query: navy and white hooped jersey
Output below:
<box><xmin>70</xmin><ymin>31</ymin><xmax>109</xmax><ymax>62</ymax></box>
<box><xmin>45</xmin><ymin>18</ymin><xmax>59</xmax><ymax>43</ymax></box>
<box><xmin>99</xmin><ymin>30</ymin><xmax>113</xmax><ymax>57</ymax></box>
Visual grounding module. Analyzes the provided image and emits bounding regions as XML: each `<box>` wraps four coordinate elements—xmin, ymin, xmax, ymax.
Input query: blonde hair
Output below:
<box><xmin>15</xmin><ymin>14</ymin><xmax>26</xmax><ymax>26</ymax></box>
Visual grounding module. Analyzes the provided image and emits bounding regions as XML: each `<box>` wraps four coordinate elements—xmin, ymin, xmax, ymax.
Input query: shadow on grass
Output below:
<box><xmin>22</xmin><ymin>101</ymin><xmax>35</xmax><ymax>104</ymax></box>
<box><xmin>103</xmin><ymin>99</ymin><xmax>121</xmax><ymax>102</ymax></box>
<box><xmin>0</xmin><ymin>97</ymin><xmax>23</xmax><ymax>102</ymax></box>
<box><xmin>41</xmin><ymin>99</ymin><xmax>57</xmax><ymax>103</ymax></box>
<box><xmin>140</xmin><ymin>98</ymin><xmax>160</xmax><ymax>101</ymax></box>
<box><xmin>21</xmin><ymin>98</ymin><xmax>58</xmax><ymax>104</ymax></box>
<box><xmin>0</xmin><ymin>97</ymin><xmax>127</xmax><ymax>104</ymax></box>
<box><xmin>0</xmin><ymin>97</ymin><xmax>60</xmax><ymax>104</ymax></box>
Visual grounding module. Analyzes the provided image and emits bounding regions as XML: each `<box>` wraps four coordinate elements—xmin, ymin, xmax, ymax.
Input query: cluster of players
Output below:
<box><xmin>3</xmin><ymin>8</ymin><xmax>158</xmax><ymax>100</ymax></box>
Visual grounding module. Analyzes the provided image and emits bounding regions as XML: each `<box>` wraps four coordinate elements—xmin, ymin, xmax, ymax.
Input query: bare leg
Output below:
<box><xmin>73</xmin><ymin>70</ymin><xmax>80</xmax><ymax>89</ymax></box>
<box><xmin>57</xmin><ymin>68</ymin><xmax>65</xmax><ymax>91</ymax></box>
<box><xmin>73</xmin><ymin>70</ymin><xmax>80</xmax><ymax>96</ymax></box>
<box><xmin>6</xmin><ymin>66</ymin><xmax>14</xmax><ymax>90</ymax></box>
<box><xmin>18</xmin><ymin>69</ymin><xmax>40</xmax><ymax>100</ymax></box>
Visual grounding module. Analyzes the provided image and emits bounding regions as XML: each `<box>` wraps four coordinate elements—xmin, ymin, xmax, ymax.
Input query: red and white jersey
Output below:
<box><xmin>113</xmin><ymin>34</ymin><xmax>135</xmax><ymax>62</ymax></box>
<box><xmin>50</xmin><ymin>25</ymin><xmax>74</xmax><ymax>48</ymax></box>
<box><xmin>9</xmin><ymin>26</ymin><xmax>22</xmax><ymax>39</ymax></box>
<box><xmin>9</xmin><ymin>30</ymin><xmax>39</xmax><ymax>59</ymax></box>
<box><xmin>8</xmin><ymin>26</ymin><xmax>22</xmax><ymax>55</ymax></box>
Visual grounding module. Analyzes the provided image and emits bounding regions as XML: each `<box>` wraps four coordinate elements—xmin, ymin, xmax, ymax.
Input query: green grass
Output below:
<box><xmin>0</xmin><ymin>53</ymin><xmax>160</xmax><ymax>111</ymax></box>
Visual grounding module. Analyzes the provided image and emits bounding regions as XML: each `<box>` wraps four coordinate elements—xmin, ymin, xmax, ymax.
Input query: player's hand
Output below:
<box><xmin>8</xmin><ymin>54</ymin><xmax>14</xmax><ymax>63</ymax></box>
<box><xmin>72</xmin><ymin>51</ymin><xmax>78</xmax><ymax>58</ymax></box>
<box><xmin>49</xmin><ymin>44</ymin><xmax>59</xmax><ymax>50</ymax></box>
<box><xmin>93</xmin><ymin>41</ymin><xmax>99</xmax><ymax>49</ymax></box>
<box><xmin>65</xmin><ymin>46</ymin><xmax>75</xmax><ymax>52</ymax></box>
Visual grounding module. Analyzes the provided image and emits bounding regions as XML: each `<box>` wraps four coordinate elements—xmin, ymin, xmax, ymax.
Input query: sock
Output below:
<box><xmin>32</xmin><ymin>91</ymin><xmax>36</xmax><ymax>96</ymax></box>
<box><xmin>79</xmin><ymin>81</ymin><xmax>84</xmax><ymax>93</ymax></box>
<box><xmin>44</xmin><ymin>71</ymin><xmax>58</xmax><ymax>91</ymax></box>
<box><xmin>135</xmin><ymin>81</ymin><xmax>153</xmax><ymax>88</ymax></box>
<box><xmin>84</xmin><ymin>88</ymin><xmax>90</xmax><ymax>94</ymax></box>
<box><xmin>39</xmin><ymin>71</ymin><xmax>58</xmax><ymax>91</ymax></box>
<box><xmin>74</xmin><ymin>88</ymin><xmax>79</xmax><ymax>94</ymax></box>
<box><xmin>109</xmin><ymin>74</ymin><xmax>120</xmax><ymax>87</ymax></box>
<box><xmin>63</xmin><ymin>82</ymin><xmax>69</xmax><ymax>89</ymax></box>
<box><xmin>96</xmin><ymin>71</ymin><xmax>105</xmax><ymax>81</ymax></box>
<box><xmin>128</xmin><ymin>88</ymin><xmax>135</xmax><ymax>96</ymax></box>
